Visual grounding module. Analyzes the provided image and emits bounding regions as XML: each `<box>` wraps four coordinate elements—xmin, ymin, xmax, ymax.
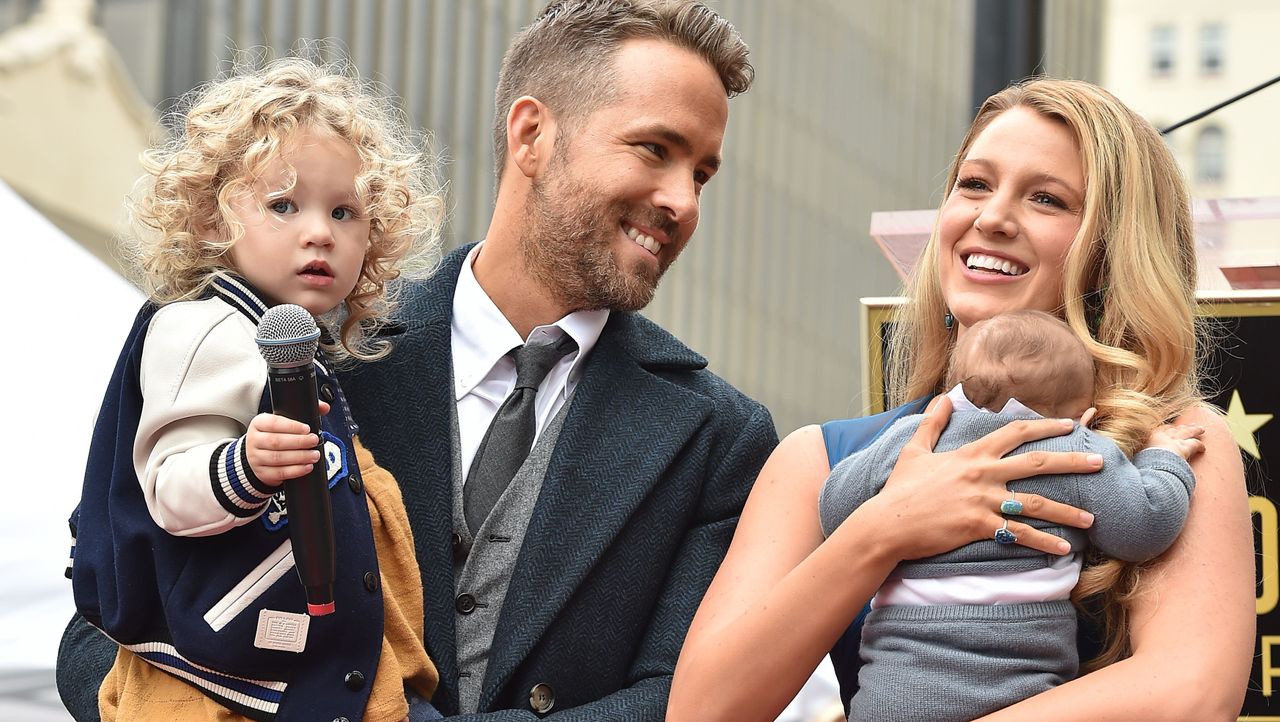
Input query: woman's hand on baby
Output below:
<box><xmin>1147</xmin><ymin>423</ymin><xmax>1206</xmax><ymax>460</ymax></box>
<box><xmin>244</xmin><ymin>401</ymin><xmax>332</xmax><ymax>486</ymax></box>
<box><xmin>865</xmin><ymin>394</ymin><xmax>1101</xmax><ymax>561</ymax></box>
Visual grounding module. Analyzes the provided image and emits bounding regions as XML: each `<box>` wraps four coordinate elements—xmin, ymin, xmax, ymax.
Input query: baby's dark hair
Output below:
<box><xmin>945</xmin><ymin>310</ymin><xmax>1095</xmax><ymax>419</ymax></box>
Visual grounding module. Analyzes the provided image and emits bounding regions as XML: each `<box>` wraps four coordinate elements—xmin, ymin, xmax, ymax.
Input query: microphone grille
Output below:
<box><xmin>255</xmin><ymin>304</ymin><xmax>321</xmax><ymax>367</ymax></box>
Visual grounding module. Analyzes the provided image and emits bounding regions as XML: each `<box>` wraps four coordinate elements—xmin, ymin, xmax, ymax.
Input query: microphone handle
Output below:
<box><xmin>266</xmin><ymin>363</ymin><xmax>337</xmax><ymax>616</ymax></box>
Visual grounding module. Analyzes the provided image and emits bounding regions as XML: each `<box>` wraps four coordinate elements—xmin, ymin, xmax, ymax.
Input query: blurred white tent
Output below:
<box><xmin>0</xmin><ymin>3</ymin><xmax>151</xmax><ymax>717</ymax></box>
<box><xmin>0</xmin><ymin>177</ymin><xmax>141</xmax><ymax>670</ymax></box>
<box><xmin>0</xmin><ymin>0</ymin><xmax>155</xmax><ymax>276</ymax></box>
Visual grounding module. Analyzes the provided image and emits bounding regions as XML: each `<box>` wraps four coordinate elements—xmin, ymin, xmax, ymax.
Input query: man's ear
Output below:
<box><xmin>507</xmin><ymin>96</ymin><xmax>556</xmax><ymax>179</ymax></box>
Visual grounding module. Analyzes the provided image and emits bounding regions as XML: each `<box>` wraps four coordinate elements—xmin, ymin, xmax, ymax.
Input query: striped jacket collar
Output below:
<box><xmin>207</xmin><ymin>272</ymin><xmax>332</xmax><ymax>376</ymax></box>
<box><xmin>208</xmin><ymin>272</ymin><xmax>271</xmax><ymax>326</ymax></box>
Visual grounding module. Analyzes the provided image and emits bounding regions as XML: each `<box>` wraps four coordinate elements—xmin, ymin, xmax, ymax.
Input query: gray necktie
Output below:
<box><xmin>464</xmin><ymin>333</ymin><xmax>578</xmax><ymax>534</ymax></box>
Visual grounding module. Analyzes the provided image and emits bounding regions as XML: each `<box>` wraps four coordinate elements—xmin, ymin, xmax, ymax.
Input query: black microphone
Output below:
<box><xmin>255</xmin><ymin>304</ymin><xmax>336</xmax><ymax>616</ymax></box>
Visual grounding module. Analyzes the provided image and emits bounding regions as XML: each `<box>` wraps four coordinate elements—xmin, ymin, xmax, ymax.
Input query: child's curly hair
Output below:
<box><xmin>122</xmin><ymin>53</ymin><xmax>445</xmax><ymax>362</ymax></box>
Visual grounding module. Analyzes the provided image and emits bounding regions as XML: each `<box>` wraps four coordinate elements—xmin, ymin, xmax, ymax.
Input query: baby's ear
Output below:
<box><xmin>1080</xmin><ymin>407</ymin><xmax>1098</xmax><ymax>428</ymax></box>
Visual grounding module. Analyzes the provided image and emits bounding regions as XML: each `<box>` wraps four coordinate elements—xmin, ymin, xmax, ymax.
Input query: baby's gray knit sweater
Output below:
<box><xmin>820</xmin><ymin>410</ymin><xmax>1195</xmax><ymax>576</ymax></box>
<box><xmin>819</xmin><ymin>410</ymin><xmax>1195</xmax><ymax>722</ymax></box>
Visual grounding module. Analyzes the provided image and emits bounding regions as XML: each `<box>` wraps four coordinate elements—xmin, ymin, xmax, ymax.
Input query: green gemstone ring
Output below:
<box><xmin>1000</xmin><ymin>498</ymin><xmax>1024</xmax><ymax>515</ymax></box>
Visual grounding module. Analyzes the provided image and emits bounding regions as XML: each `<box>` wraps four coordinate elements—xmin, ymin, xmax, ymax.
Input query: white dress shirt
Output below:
<box><xmin>450</xmin><ymin>243</ymin><xmax>609</xmax><ymax>483</ymax></box>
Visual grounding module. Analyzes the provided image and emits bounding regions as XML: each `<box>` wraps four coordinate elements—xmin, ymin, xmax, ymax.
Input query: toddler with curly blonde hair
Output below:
<box><xmin>69</xmin><ymin>55</ymin><xmax>445</xmax><ymax>721</ymax></box>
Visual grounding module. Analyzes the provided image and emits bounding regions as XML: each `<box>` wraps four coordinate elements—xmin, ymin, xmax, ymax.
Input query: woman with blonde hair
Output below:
<box><xmin>669</xmin><ymin>78</ymin><xmax>1253</xmax><ymax>721</ymax></box>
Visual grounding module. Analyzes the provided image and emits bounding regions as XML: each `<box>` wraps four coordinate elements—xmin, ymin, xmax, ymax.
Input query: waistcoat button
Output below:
<box><xmin>363</xmin><ymin>571</ymin><xmax>379</xmax><ymax>593</ymax></box>
<box><xmin>455</xmin><ymin>593</ymin><xmax>477</xmax><ymax>614</ymax></box>
<box><xmin>344</xmin><ymin>670</ymin><xmax>365</xmax><ymax>690</ymax></box>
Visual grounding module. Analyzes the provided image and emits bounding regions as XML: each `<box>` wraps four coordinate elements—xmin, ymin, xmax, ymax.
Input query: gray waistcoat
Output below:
<box><xmin>449</xmin><ymin>400</ymin><xmax>572</xmax><ymax>713</ymax></box>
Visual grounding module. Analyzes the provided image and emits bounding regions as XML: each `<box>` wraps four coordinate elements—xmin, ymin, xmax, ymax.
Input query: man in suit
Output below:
<box><xmin>58</xmin><ymin>1</ymin><xmax>776</xmax><ymax>719</ymax></box>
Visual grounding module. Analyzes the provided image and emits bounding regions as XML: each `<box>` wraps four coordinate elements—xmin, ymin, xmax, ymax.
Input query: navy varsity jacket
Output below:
<box><xmin>68</xmin><ymin>274</ymin><xmax>386</xmax><ymax>721</ymax></box>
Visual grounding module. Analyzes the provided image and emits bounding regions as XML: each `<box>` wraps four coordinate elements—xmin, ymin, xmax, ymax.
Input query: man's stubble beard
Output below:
<box><xmin>520</xmin><ymin>155</ymin><xmax>680</xmax><ymax>313</ymax></box>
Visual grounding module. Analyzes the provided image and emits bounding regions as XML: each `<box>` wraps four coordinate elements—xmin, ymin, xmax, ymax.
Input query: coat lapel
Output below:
<box><xmin>478</xmin><ymin>313</ymin><xmax>712</xmax><ymax>706</ymax></box>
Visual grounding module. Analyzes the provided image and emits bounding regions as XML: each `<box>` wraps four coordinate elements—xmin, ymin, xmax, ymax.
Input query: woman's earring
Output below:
<box><xmin>943</xmin><ymin>310</ymin><xmax>954</xmax><ymax>330</ymax></box>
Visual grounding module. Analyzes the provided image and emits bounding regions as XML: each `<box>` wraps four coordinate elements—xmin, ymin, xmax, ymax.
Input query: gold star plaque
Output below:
<box><xmin>1224</xmin><ymin>389</ymin><xmax>1272</xmax><ymax>460</ymax></box>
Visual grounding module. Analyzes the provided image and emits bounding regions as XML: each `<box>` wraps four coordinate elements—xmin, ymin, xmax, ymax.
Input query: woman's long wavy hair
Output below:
<box><xmin>886</xmin><ymin>78</ymin><xmax>1203</xmax><ymax>669</ymax></box>
<box><xmin>122</xmin><ymin>53</ymin><xmax>445</xmax><ymax>362</ymax></box>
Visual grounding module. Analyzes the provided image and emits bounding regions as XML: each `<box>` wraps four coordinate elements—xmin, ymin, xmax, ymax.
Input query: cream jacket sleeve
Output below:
<box><xmin>133</xmin><ymin>298</ymin><xmax>276</xmax><ymax>536</ymax></box>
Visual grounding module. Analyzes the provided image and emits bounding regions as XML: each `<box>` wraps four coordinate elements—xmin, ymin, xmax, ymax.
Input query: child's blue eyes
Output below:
<box><xmin>267</xmin><ymin>200</ymin><xmax>358</xmax><ymax>220</ymax></box>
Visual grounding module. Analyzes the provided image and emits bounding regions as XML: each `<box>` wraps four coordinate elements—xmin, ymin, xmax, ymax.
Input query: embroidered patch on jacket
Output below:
<box><xmin>260</xmin><ymin>431</ymin><xmax>348</xmax><ymax>532</ymax></box>
<box><xmin>254</xmin><ymin>608</ymin><xmax>310</xmax><ymax>653</ymax></box>
<box><xmin>320</xmin><ymin>430</ymin><xmax>349</xmax><ymax>486</ymax></box>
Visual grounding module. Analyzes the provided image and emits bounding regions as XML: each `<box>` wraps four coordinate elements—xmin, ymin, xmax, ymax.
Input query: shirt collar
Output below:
<box><xmin>451</xmin><ymin>243</ymin><xmax>609</xmax><ymax>400</ymax></box>
<box><xmin>946</xmin><ymin>383</ymin><xmax>1042</xmax><ymax>419</ymax></box>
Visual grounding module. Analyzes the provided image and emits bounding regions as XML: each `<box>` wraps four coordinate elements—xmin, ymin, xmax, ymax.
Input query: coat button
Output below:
<box><xmin>363</xmin><ymin>571</ymin><xmax>379</xmax><ymax>593</ymax></box>
<box><xmin>320</xmin><ymin>384</ymin><xmax>336</xmax><ymax>402</ymax></box>
<box><xmin>529</xmin><ymin>682</ymin><xmax>555</xmax><ymax>713</ymax></box>
<box><xmin>344</xmin><ymin>670</ymin><xmax>365</xmax><ymax>691</ymax></box>
<box><xmin>348</xmin><ymin>475</ymin><xmax>363</xmax><ymax>494</ymax></box>
<box><xmin>455</xmin><ymin>593</ymin><xmax>477</xmax><ymax>614</ymax></box>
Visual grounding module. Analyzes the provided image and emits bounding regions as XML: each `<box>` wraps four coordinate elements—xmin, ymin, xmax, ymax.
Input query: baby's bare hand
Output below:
<box><xmin>245</xmin><ymin>413</ymin><xmax>321</xmax><ymax>486</ymax></box>
<box><xmin>1147</xmin><ymin>423</ymin><xmax>1206</xmax><ymax>460</ymax></box>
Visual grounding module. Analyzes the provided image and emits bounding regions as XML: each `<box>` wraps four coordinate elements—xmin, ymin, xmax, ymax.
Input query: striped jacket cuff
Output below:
<box><xmin>210</xmin><ymin>438</ymin><xmax>275</xmax><ymax>518</ymax></box>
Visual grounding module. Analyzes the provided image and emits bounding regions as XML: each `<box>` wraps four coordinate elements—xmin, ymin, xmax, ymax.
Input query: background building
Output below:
<box><xmin>1103</xmin><ymin>0</ymin><xmax>1280</xmax><ymax>200</ymax></box>
<box><xmin>0</xmin><ymin>2</ymin><xmax>1104</xmax><ymax>720</ymax></box>
<box><xmin>0</xmin><ymin>0</ymin><xmax>1104</xmax><ymax>436</ymax></box>
<box><xmin>1101</xmin><ymin>0</ymin><xmax>1280</xmax><ymax>293</ymax></box>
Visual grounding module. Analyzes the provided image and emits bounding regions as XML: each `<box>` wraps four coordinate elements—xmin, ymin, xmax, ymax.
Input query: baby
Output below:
<box><xmin>819</xmin><ymin>309</ymin><xmax>1202</xmax><ymax>722</ymax></box>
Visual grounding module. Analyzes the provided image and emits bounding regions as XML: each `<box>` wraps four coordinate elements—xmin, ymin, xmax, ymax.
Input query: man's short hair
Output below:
<box><xmin>491</xmin><ymin>0</ymin><xmax>754</xmax><ymax>184</ymax></box>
